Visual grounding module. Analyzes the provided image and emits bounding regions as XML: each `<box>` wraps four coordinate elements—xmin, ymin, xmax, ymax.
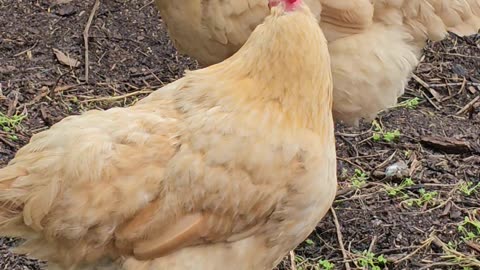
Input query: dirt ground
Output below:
<box><xmin>1</xmin><ymin>1</ymin><xmax>479</xmax><ymax>269</ymax></box>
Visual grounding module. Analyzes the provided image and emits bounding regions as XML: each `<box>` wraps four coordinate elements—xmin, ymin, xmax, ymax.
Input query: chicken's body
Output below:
<box><xmin>155</xmin><ymin>0</ymin><xmax>480</xmax><ymax>125</ymax></box>
<box><xmin>0</xmin><ymin>1</ymin><xmax>337</xmax><ymax>269</ymax></box>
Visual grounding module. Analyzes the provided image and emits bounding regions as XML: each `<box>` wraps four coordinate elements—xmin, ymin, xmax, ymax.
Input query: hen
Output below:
<box><xmin>0</xmin><ymin>0</ymin><xmax>337</xmax><ymax>269</ymax></box>
<box><xmin>155</xmin><ymin>0</ymin><xmax>480</xmax><ymax>125</ymax></box>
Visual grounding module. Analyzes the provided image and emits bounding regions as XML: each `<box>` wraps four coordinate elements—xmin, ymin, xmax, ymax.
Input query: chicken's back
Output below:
<box><xmin>373</xmin><ymin>0</ymin><xmax>480</xmax><ymax>46</ymax></box>
<box><xmin>154</xmin><ymin>0</ymin><xmax>269</xmax><ymax>66</ymax></box>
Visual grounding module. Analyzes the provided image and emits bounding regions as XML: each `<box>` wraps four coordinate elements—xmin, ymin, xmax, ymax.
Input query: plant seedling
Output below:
<box><xmin>372</xmin><ymin>120</ymin><xmax>401</xmax><ymax>142</ymax></box>
<box><xmin>0</xmin><ymin>112</ymin><xmax>26</xmax><ymax>141</ymax></box>
<box><xmin>351</xmin><ymin>169</ymin><xmax>368</xmax><ymax>189</ymax></box>
<box><xmin>396</xmin><ymin>97</ymin><xmax>421</xmax><ymax>109</ymax></box>
<box><xmin>459</xmin><ymin>181</ymin><xmax>480</xmax><ymax>196</ymax></box>
<box><xmin>385</xmin><ymin>177</ymin><xmax>415</xmax><ymax>198</ymax></box>
<box><xmin>457</xmin><ymin>214</ymin><xmax>480</xmax><ymax>241</ymax></box>
<box><xmin>318</xmin><ymin>259</ymin><xmax>334</xmax><ymax>270</ymax></box>
<box><xmin>355</xmin><ymin>251</ymin><xmax>388</xmax><ymax>270</ymax></box>
<box><xmin>403</xmin><ymin>188</ymin><xmax>438</xmax><ymax>207</ymax></box>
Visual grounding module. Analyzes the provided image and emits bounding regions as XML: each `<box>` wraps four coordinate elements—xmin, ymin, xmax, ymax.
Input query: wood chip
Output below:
<box><xmin>420</xmin><ymin>136</ymin><xmax>472</xmax><ymax>154</ymax></box>
<box><xmin>53</xmin><ymin>48</ymin><xmax>80</xmax><ymax>68</ymax></box>
<box><xmin>468</xmin><ymin>86</ymin><xmax>477</xmax><ymax>94</ymax></box>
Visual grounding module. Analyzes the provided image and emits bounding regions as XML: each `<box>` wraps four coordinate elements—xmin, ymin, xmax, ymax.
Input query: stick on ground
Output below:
<box><xmin>331</xmin><ymin>207</ymin><xmax>351</xmax><ymax>270</ymax></box>
<box><xmin>83</xmin><ymin>0</ymin><xmax>101</xmax><ymax>83</ymax></box>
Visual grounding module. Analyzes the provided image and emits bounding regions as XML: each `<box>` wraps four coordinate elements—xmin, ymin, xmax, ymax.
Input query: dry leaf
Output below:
<box><xmin>53</xmin><ymin>48</ymin><xmax>80</xmax><ymax>68</ymax></box>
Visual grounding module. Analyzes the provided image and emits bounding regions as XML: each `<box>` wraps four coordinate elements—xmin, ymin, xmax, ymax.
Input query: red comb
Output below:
<box><xmin>268</xmin><ymin>0</ymin><xmax>302</xmax><ymax>10</ymax></box>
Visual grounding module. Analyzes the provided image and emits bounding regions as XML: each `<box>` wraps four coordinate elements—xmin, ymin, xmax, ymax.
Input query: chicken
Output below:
<box><xmin>0</xmin><ymin>1</ymin><xmax>337</xmax><ymax>269</ymax></box>
<box><xmin>155</xmin><ymin>0</ymin><xmax>480</xmax><ymax>125</ymax></box>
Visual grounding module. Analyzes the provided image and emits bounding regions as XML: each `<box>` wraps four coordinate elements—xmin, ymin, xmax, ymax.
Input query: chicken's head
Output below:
<box><xmin>268</xmin><ymin>0</ymin><xmax>302</xmax><ymax>11</ymax></box>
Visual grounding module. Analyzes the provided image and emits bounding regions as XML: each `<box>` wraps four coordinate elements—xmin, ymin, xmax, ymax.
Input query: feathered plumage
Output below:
<box><xmin>155</xmin><ymin>0</ymin><xmax>480</xmax><ymax>125</ymax></box>
<box><xmin>0</xmin><ymin>1</ymin><xmax>337</xmax><ymax>269</ymax></box>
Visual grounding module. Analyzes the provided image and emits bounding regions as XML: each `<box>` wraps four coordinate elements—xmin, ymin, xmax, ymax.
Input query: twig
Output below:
<box><xmin>412</xmin><ymin>74</ymin><xmax>442</xmax><ymax>102</ymax></box>
<box><xmin>372</xmin><ymin>150</ymin><xmax>397</xmax><ymax>172</ymax></box>
<box><xmin>83</xmin><ymin>0</ymin><xmax>100</xmax><ymax>83</ymax></box>
<box><xmin>331</xmin><ymin>207</ymin><xmax>351</xmax><ymax>270</ymax></box>
<box><xmin>394</xmin><ymin>236</ymin><xmax>433</xmax><ymax>264</ymax></box>
<box><xmin>368</xmin><ymin>235</ymin><xmax>378</xmax><ymax>253</ymax></box>
<box><xmin>465</xmin><ymin>241</ymin><xmax>480</xmax><ymax>254</ymax></box>
<box><xmin>432</xmin><ymin>235</ymin><xmax>480</xmax><ymax>267</ymax></box>
<box><xmin>49</xmin><ymin>71</ymin><xmax>71</xmax><ymax>98</ymax></box>
<box><xmin>429</xmin><ymin>82</ymin><xmax>480</xmax><ymax>87</ymax></box>
<box><xmin>420</xmin><ymin>91</ymin><xmax>442</xmax><ymax>111</ymax></box>
<box><xmin>456</xmin><ymin>95</ymin><xmax>480</xmax><ymax>115</ymax></box>
<box><xmin>80</xmin><ymin>90</ymin><xmax>153</xmax><ymax>103</ymax></box>
<box><xmin>289</xmin><ymin>251</ymin><xmax>297</xmax><ymax>270</ymax></box>
<box><xmin>13</xmin><ymin>41</ymin><xmax>38</xmax><ymax>57</ymax></box>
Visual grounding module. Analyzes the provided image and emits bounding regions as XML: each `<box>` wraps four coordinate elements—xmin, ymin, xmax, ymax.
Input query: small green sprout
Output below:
<box><xmin>351</xmin><ymin>169</ymin><xmax>368</xmax><ymax>189</ymax></box>
<box><xmin>459</xmin><ymin>181</ymin><xmax>480</xmax><ymax>196</ymax></box>
<box><xmin>457</xmin><ymin>215</ymin><xmax>480</xmax><ymax>242</ymax></box>
<box><xmin>0</xmin><ymin>112</ymin><xmax>25</xmax><ymax>129</ymax></box>
<box><xmin>8</xmin><ymin>134</ymin><xmax>18</xmax><ymax>141</ymax></box>
<box><xmin>385</xmin><ymin>178</ymin><xmax>415</xmax><ymax>198</ymax></box>
<box><xmin>397</xmin><ymin>97</ymin><xmax>421</xmax><ymax>109</ymax></box>
<box><xmin>403</xmin><ymin>188</ymin><xmax>438</xmax><ymax>207</ymax></box>
<box><xmin>356</xmin><ymin>251</ymin><xmax>387</xmax><ymax>270</ymax></box>
<box><xmin>0</xmin><ymin>112</ymin><xmax>25</xmax><ymax>141</ymax></box>
<box><xmin>305</xmin><ymin>239</ymin><xmax>315</xmax><ymax>246</ymax></box>
<box><xmin>447</xmin><ymin>241</ymin><xmax>458</xmax><ymax>249</ymax></box>
<box><xmin>371</xmin><ymin>120</ymin><xmax>401</xmax><ymax>142</ymax></box>
<box><xmin>383</xmin><ymin>130</ymin><xmax>401</xmax><ymax>142</ymax></box>
<box><xmin>318</xmin><ymin>259</ymin><xmax>334</xmax><ymax>270</ymax></box>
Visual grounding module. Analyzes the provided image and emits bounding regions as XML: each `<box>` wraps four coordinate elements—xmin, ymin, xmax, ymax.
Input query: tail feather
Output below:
<box><xmin>0</xmin><ymin>166</ymin><xmax>33</xmax><ymax>238</ymax></box>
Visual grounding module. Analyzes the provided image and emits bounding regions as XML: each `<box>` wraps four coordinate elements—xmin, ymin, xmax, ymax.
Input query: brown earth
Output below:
<box><xmin>1</xmin><ymin>1</ymin><xmax>479</xmax><ymax>269</ymax></box>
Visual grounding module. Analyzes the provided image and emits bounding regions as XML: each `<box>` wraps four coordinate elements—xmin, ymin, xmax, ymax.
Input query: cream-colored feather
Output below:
<box><xmin>0</xmin><ymin>2</ymin><xmax>337</xmax><ymax>270</ymax></box>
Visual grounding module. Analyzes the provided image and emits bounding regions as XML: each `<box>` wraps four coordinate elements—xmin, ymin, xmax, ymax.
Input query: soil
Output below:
<box><xmin>1</xmin><ymin>1</ymin><xmax>479</xmax><ymax>269</ymax></box>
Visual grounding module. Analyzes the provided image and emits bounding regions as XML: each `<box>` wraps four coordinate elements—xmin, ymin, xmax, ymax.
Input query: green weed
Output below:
<box><xmin>355</xmin><ymin>251</ymin><xmax>387</xmax><ymax>270</ymax></box>
<box><xmin>372</xmin><ymin>120</ymin><xmax>401</xmax><ymax>142</ymax></box>
<box><xmin>396</xmin><ymin>97</ymin><xmax>421</xmax><ymax>109</ymax></box>
<box><xmin>0</xmin><ymin>112</ymin><xmax>25</xmax><ymax>141</ymax></box>
<box><xmin>403</xmin><ymin>188</ymin><xmax>438</xmax><ymax>207</ymax></box>
<box><xmin>0</xmin><ymin>112</ymin><xmax>25</xmax><ymax>131</ymax></box>
<box><xmin>385</xmin><ymin>178</ymin><xmax>415</xmax><ymax>198</ymax></box>
<box><xmin>459</xmin><ymin>181</ymin><xmax>480</xmax><ymax>196</ymax></box>
<box><xmin>457</xmin><ymin>214</ymin><xmax>480</xmax><ymax>242</ymax></box>
<box><xmin>318</xmin><ymin>260</ymin><xmax>334</xmax><ymax>270</ymax></box>
<box><xmin>351</xmin><ymin>169</ymin><xmax>368</xmax><ymax>189</ymax></box>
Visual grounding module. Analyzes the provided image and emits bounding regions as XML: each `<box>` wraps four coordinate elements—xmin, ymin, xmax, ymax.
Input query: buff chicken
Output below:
<box><xmin>0</xmin><ymin>0</ymin><xmax>337</xmax><ymax>269</ymax></box>
<box><xmin>155</xmin><ymin>0</ymin><xmax>480</xmax><ymax>125</ymax></box>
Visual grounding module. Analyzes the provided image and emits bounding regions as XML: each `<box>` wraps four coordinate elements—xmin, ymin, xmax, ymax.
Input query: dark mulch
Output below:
<box><xmin>1</xmin><ymin>0</ymin><xmax>479</xmax><ymax>269</ymax></box>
